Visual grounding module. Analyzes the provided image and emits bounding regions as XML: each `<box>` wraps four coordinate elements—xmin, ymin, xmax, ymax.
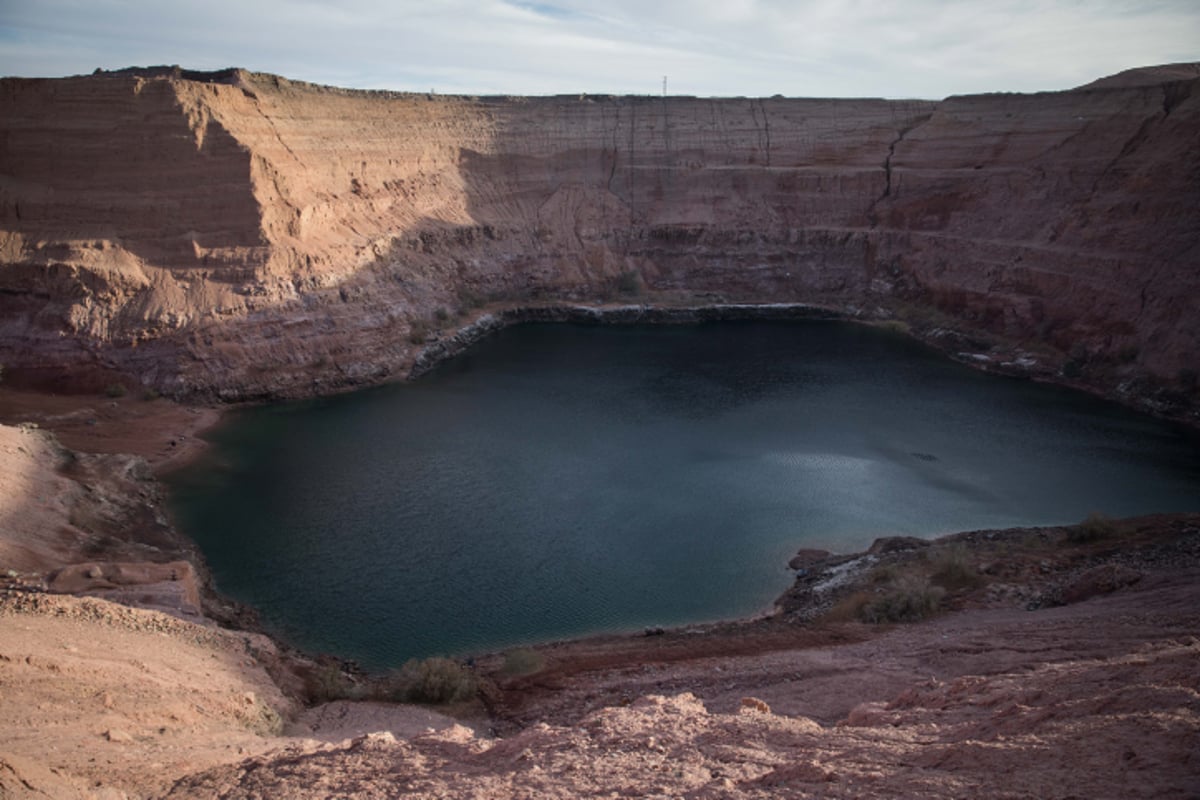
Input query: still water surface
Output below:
<box><xmin>167</xmin><ymin>321</ymin><xmax>1200</xmax><ymax>668</ymax></box>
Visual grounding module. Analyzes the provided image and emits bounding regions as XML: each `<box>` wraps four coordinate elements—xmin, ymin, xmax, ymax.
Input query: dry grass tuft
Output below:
<box><xmin>1067</xmin><ymin>512</ymin><xmax>1118</xmax><ymax>544</ymax></box>
<box><xmin>929</xmin><ymin>545</ymin><xmax>985</xmax><ymax>592</ymax></box>
<box><xmin>381</xmin><ymin>657</ymin><xmax>478</xmax><ymax>705</ymax></box>
<box><xmin>858</xmin><ymin>576</ymin><xmax>946</xmax><ymax>623</ymax></box>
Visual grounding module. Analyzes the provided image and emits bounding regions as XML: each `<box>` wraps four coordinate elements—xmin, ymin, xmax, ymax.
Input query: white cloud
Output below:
<box><xmin>0</xmin><ymin>0</ymin><xmax>1196</xmax><ymax>97</ymax></box>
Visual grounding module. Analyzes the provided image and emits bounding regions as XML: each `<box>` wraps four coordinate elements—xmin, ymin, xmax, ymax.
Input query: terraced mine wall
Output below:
<box><xmin>1</xmin><ymin>65</ymin><xmax>1196</xmax><ymax>417</ymax></box>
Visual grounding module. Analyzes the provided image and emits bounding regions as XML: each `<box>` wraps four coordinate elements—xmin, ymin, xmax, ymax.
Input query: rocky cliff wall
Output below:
<box><xmin>1</xmin><ymin>66</ymin><xmax>1196</xmax><ymax>415</ymax></box>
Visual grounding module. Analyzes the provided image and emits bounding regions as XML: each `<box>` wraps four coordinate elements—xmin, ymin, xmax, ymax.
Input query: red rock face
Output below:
<box><xmin>877</xmin><ymin>85</ymin><xmax>1200</xmax><ymax>390</ymax></box>
<box><xmin>0</xmin><ymin>66</ymin><xmax>1196</xmax><ymax>417</ymax></box>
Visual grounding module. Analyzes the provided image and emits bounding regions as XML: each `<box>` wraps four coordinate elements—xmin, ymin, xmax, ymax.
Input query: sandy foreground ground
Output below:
<box><xmin>0</xmin><ymin>591</ymin><xmax>472</xmax><ymax>799</ymax></box>
<box><xmin>0</xmin><ymin>389</ymin><xmax>1198</xmax><ymax>798</ymax></box>
<box><xmin>3</xmin><ymin>563</ymin><xmax>1196</xmax><ymax>799</ymax></box>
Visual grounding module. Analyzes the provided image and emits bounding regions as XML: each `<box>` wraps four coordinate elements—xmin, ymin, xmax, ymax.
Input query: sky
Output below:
<box><xmin>0</xmin><ymin>0</ymin><xmax>1197</xmax><ymax>98</ymax></box>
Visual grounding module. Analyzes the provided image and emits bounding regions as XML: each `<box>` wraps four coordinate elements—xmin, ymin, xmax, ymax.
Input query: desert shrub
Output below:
<box><xmin>457</xmin><ymin>288</ymin><xmax>485</xmax><ymax>310</ymax></box>
<box><xmin>104</xmin><ymin>382</ymin><xmax>127</xmax><ymax>398</ymax></box>
<box><xmin>892</xmin><ymin>301</ymin><xmax>956</xmax><ymax>333</ymax></box>
<box><xmin>501</xmin><ymin>648</ymin><xmax>544</xmax><ymax>677</ymax></box>
<box><xmin>823</xmin><ymin>590</ymin><xmax>872</xmax><ymax>623</ymax></box>
<box><xmin>859</xmin><ymin>577</ymin><xmax>945</xmax><ymax>624</ymax></box>
<box><xmin>303</xmin><ymin>663</ymin><xmax>360</xmax><ymax>703</ymax></box>
<box><xmin>876</xmin><ymin>319</ymin><xmax>911</xmax><ymax>336</ymax></box>
<box><xmin>408</xmin><ymin>320</ymin><xmax>429</xmax><ymax>345</ymax></box>
<box><xmin>929</xmin><ymin>545</ymin><xmax>984</xmax><ymax>592</ymax></box>
<box><xmin>867</xmin><ymin>564</ymin><xmax>900</xmax><ymax>585</ymax></box>
<box><xmin>383</xmin><ymin>657</ymin><xmax>478</xmax><ymax>704</ymax></box>
<box><xmin>434</xmin><ymin>307</ymin><xmax>450</xmax><ymax>323</ymax></box>
<box><xmin>1067</xmin><ymin>511</ymin><xmax>1117</xmax><ymax>544</ymax></box>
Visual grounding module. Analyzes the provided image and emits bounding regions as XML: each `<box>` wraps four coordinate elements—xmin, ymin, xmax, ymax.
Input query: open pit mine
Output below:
<box><xmin>0</xmin><ymin>64</ymin><xmax>1198</xmax><ymax>799</ymax></box>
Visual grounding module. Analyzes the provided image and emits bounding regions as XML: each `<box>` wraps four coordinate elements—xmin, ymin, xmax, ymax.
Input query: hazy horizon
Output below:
<box><xmin>2</xmin><ymin>1</ymin><xmax>1197</xmax><ymax>99</ymax></box>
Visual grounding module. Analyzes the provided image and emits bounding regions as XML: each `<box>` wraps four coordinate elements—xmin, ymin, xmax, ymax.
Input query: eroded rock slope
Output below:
<box><xmin>1</xmin><ymin>65</ymin><xmax>1197</xmax><ymax>414</ymax></box>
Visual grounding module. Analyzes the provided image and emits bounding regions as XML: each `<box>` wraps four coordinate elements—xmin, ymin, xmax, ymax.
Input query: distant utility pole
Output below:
<box><xmin>662</xmin><ymin>76</ymin><xmax>667</xmax><ymax>96</ymax></box>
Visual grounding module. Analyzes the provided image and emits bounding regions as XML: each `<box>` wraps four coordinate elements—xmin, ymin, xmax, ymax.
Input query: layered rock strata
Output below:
<box><xmin>1</xmin><ymin>65</ymin><xmax>1196</xmax><ymax>416</ymax></box>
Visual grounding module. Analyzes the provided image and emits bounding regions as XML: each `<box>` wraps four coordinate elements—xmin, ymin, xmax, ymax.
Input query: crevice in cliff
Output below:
<box><xmin>1090</xmin><ymin>101</ymin><xmax>1163</xmax><ymax>196</ymax></box>
<box><xmin>1161</xmin><ymin>80</ymin><xmax>1192</xmax><ymax>117</ymax></box>
<box><xmin>243</xmin><ymin>93</ymin><xmax>304</xmax><ymax>166</ymax></box>
<box><xmin>232</xmin><ymin>93</ymin><xmax>309</xmax><ymax>248</ymax></box>
<box><xmin>757</xmin><ymin>99</ymin><xmax>772</xmax><ymax>166</ymax></box>
<box><xmin>879</xmin><ymin>121</ymin><xmax>914</xmax><ymax>199</ymax></box>
<box><xmin>606</xmin><ymin>102</ymin><xmax>620</xmax><ymax>195</ymax></box>
<box><xmin>1113</xmin><ymin>115</ymin><xmax>1158</xmax><ymax>163</ymax></box>
<box><xmin>627</xmin><ymin>99</ymin><xmax>638</xmax><ymax>223</ymax></box>
<box><xmin>868</xmin><ymin>112</ymin><xmax>932</xmax><ymax>226</ymax></box>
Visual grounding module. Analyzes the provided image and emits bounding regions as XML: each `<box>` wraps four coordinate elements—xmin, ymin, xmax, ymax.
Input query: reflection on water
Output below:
<box><xmin>167</xmin><ymin>321</ymin><xmax>1200</xmax><ymax>668</ymax></box>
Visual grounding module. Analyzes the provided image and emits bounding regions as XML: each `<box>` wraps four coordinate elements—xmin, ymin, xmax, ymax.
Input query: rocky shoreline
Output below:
<box><xmin>475</xmin><ymin>511</ymin><xmax>1200</xmax><ymax>719</ymax></box>
<box><xmin>403</xmin><ymin>301</ymin><xmax>1200</xmax><ymax>429</ymax></box>
<box><xmin>407</xmin><ymin>301</ymin><xmax>849</xmax><ymax>379</ymax></box>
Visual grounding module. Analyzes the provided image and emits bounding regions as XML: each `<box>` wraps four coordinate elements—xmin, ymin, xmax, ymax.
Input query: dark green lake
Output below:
<box><xmin>166</xmin><ymin>321</ymin><xmax>1200</xmax><ymax>669</ymax></box>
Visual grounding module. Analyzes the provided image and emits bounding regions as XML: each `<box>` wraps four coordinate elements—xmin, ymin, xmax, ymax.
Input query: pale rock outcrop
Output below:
<box><xmin>164</xmin><ymin>637</ymin><xmax>1200</xmax><ymax>799</ymax></box>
